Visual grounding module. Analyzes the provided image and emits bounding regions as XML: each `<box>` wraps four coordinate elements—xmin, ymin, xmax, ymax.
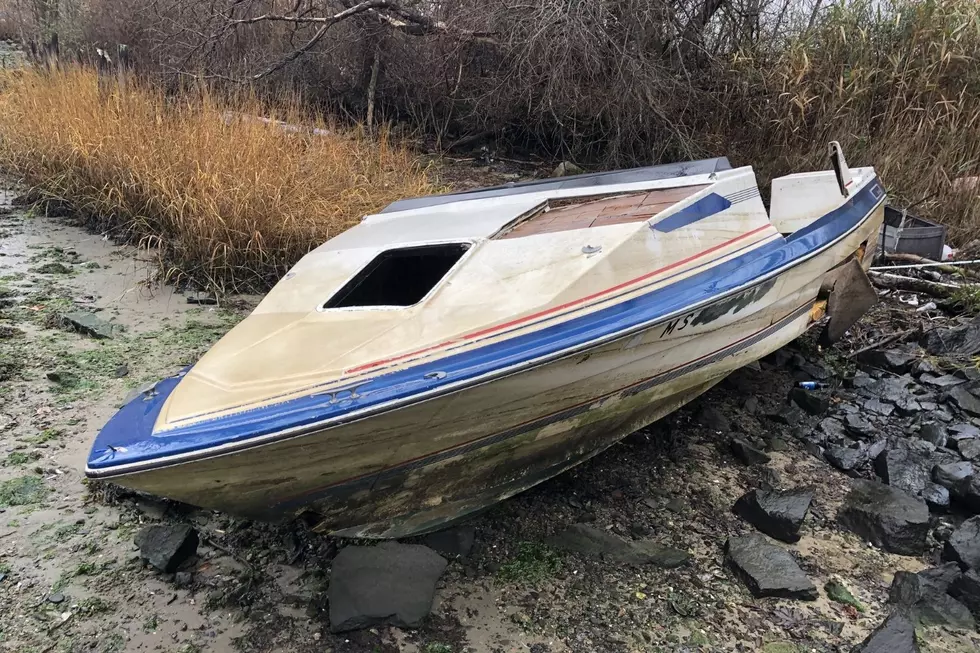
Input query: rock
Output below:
<box><xmin>788</xmin><ymin>387</ymin><xmax>829</xmax><ymax>415</ymax></box>
<box><xmin>47</xmin><ymin>592</ymin><xmax>65</xmax><ymax>604</ymax></box>
<box><xmin>950</xmin><ymin>423</ymin><xmax>980</xmax><ymax>439</ymax></box>
<box><xmin>921</xmin><ymin>374</ymin><xmax>965</xmax><ymax>388</ymax></box>
<box><xmin>724</xmin><ymin>534</ymin><xmax>817</xmax><ymax>600</ymax></box>
<box><xmin>857</xmin><ymin>349</ymin><xmax>915</xmax><ymax>373</ymax></box>
<box><xmin>947</xmin><ymin>386</ymin><xmax>980</xmax><ymax>417</ymax></box>
<box><xmin>893</xmin><ymin>399</ymin><xmax>922</xmax><ymax>417</ymax></box>
<box><xmin>943</xmin><ymin>516</ymin><xmax>980</xmax><ymax>571</ymax></box>
<box><xmin>949</xmin><ymin>570</ymin><xmax>980</xmax><ymax>619</ymax></box>
<box><xmin>956</xmin><ymin>475</ymin><xmax>980</xmax><ymax>512</ymax></box>
<box><xmin>743</xmin><ymin>396</ymin><xmax>760</xmax><ymax>414</ymax></box>
<box><xmin>933</xmin><ymin>461</ymin><xmax>975</xmax><ymax>491</ymax></box>
<box><xmin>328</xmin><ymin>542</ymin><xmax>447</xmax><ymax>632</ymax></box>
<box><xmin>546</xmin><ymin>523</ymin><xmax>689</xmax><ymax>567</ymax></box>
<box><xmin>550</xmin><ymin>161</ymin><xmax>585</xmax><ymax>177</ymax></box>
<box><xmin>918</xmin><ymin>423</ymin><xmax>947</xmax><ymax>448</ymax></box>
<box><xmin>730</xmin><ymin>438</ymin><xmax>771</xmax><ymax>465</ymax></box>
<box><xmin>956</xmin><ymin>367</ymin><xmax>980</xmax><ymax>382</ymax></box>
<box><xmin>923</xmin><ymin>316</ymin><xmax>980</xmax><ymax>356</ymax></box>
<box><xmin>853</xmin><ymin>613</ymin><xmax>919</xmax><ymax>653</ymax></box>
<box><xmin>136</xmin><ymin>524</ymin><xmax>199</xmax><ymax>573</ymax></box>
<box><xmin>912</xmin><ymin>359</ymin><xmax>939</xmax><ymax>375</ymax></box>
<box><xmin>849</xmin><ymin>371</ymin><xmax>875</xmax><ymax>388</ymax></box>
<box><xmin>765</xmin><ymin>404</ymin><xmax>804</xmax><ymax>425</ymax></box>
<box><xmin>818</xmin><ymin>417</ymin><xmax>848</xmax><ymax>443</ymax></box>
<box><xmin>733</xmin><ymin>487</ymin><xmax>813</xmax><ymax>543</ymax></box>
<box><xmin>844</xmin><ymin>414</ymin><xmax>876</xmax><ymax>439</ymax></box>
<box><xmin>825</xmin><ymin>446</ymin><xmax>865</xmax><ymax>473</ymax></box>
<box><xmin>922</xmin><ymin>483</ymin><xmax>950</xmax><ymax>512</ymax></box>
<box><xmin>696</xmin><ymin>405</ymin><xmax>730</xmax><ymax>432</ymax></box>
<box><xmin>58</xmin><ymin>310</ymin><xmax>122</xmax><ymax>339</ymax></box>
<box><xmin>174</xmin><ymin>571</ymin><xmax>193</xmax><ymax>588</ymax></box>
<box><xmin>874</xmin><ymin>448</ymin><xmax>934</xmax><ymax>495</ymax></box>
<box><xmin>114</xmin><ymin>364</ymin><xmax>129</xmax><ymax>378</ymax></box>
<box><xmin>862</xmin><ymin>398</ymin><xmax>894</xmax><ymax>417</ymax></box>
<box><xmin>959</xmin><ymin>438</ymin><xmax>980</xmax><ymax>461</ymax></box>
<box><xmin>888</xmin><ymin>564</ymin><xmax>974</xmax><ymax>628</ymax></box>
<box><xmin>423</xmin><ymin>526</ymin><xmax>475</xmax><ymax>559</ymax></box>
<box><xmin>665</xmin><ymin>497</ymin><xmax>687</xmax><ymax>514</ymax></box>
<box><xmin>797</xmin><ymin>361</ymin><xmax>831</xmax><ymax>381</ymax></box>
<box><xmin>838</xmin><ymin>480</ymin><xmax>930</xmax><ymax>555</ymax></box>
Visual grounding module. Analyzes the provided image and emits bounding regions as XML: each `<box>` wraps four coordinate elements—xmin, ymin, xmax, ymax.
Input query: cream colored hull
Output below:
<box><xmin>109</xmin><ymin>204</ymin><xmax>882</xmax><ymax>538</ymax></box>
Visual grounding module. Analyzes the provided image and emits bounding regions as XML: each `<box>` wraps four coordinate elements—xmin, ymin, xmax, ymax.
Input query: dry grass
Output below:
<box><xmin>0</xmin><ymin>66</ymin><xmax>434</xmax><ymax>290</ymax></box>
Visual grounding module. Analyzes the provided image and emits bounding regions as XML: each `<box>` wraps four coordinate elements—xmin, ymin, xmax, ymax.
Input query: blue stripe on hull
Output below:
<box><xmin>87</xmin><ymin>178</ymin><xmax>883</xmax><ymax>471</ymax></box>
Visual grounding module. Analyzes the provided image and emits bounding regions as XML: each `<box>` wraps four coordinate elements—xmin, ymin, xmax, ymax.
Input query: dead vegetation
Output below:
<box><xmin>0</xmin><ymin>66</ymin><xmax>434</xmax><ymax>290</ymax></box>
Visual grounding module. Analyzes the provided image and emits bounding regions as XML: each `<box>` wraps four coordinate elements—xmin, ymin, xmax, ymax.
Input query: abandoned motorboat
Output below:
<box><xmin>86</xmin><ymin>143</ymin><xmax>885</xmax><ymax>538</ymax></box>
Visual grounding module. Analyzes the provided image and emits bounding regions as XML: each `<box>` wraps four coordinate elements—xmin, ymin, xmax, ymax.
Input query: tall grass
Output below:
<box><xmin>0</xmin><ymin>67</ymin><xmax>434</xmax><ymax>291</ymax></box>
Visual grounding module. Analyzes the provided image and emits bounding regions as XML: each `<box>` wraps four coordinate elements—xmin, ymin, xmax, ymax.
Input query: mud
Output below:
<box><xmin>2</xmin><ymin>168</ymin><xmax>980</xmax><ymax>653</ymax></box>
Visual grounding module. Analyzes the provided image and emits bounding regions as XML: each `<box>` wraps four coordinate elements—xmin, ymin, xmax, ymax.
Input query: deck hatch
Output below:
<box><xmin>323</xmin><ymin>243</ymin><xmax>470</xmax><ymax>309</ymax></box>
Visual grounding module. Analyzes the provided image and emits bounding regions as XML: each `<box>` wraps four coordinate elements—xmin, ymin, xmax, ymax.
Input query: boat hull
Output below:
<box><xmin>98</xmin><ymin>201</ymin><xmax>882</xmax><ymax>538</ymax></box>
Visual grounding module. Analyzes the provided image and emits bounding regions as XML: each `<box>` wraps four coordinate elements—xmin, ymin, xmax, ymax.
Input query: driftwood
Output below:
<box><xmin>846</xmin><ymin>328</ymin><xmax>918</xmax><ymax>359</ymax></box>
<box><xmin>868</xmin><ymin>270</ymin><xmax>961</xmax><ymax>298</ymax></box>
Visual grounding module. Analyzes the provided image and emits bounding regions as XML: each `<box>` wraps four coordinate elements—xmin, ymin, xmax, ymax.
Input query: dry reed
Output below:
<box><xmin>0</xmin><ymin>66</ymin><xmax>434</xmax><ymax>291</ymax></box>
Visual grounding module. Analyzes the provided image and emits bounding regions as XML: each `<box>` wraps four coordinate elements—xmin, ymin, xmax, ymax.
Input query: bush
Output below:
<box><xmin>0</xmin><ymin>66</ymin><xmax>434</xmax><ymax>290</ymax></box>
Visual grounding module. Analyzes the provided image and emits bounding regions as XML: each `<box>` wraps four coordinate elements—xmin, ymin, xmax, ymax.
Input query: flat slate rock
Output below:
<box><xmin>960</xmin><ymin>438</ymin><xmax>980</xmax><ymax>461</ymax></box>
<box><xmin>547</xmin><ymin>523</ymin><xmax>689</xmax><ymax>567</ymax></box>
<box><xmin>921</xmin><ymin>374</ymin><xmax>965</xmax><ymax>388</ymax></box>
<box><xmin>788</xmin><ymin>387</ymin><xmax>830</xmax><ymax>416</ymax></box>
<box><xmin>329</xmin><ymin>542</ymin><xmax>447</xmax><ymax>632</ymax></box>
<box><xmin>59</xmin><ymin>310</ymin><xmax>123</xmax><ymax>339</ymax></box>
<box><xmin>919</xmin><ymin>422</ymin><xmax>947</xmax><ymax>448</ymax></box>
<box><xmin>854</xmin><ymin>613</ymin><xmax>920</xmax><ymax>653</ymax></box>
<box><xmin>923</xmin><ymin>316</ymin><xmax>980</xmax><ymax>356</ymax></box>
<box><xmin>724</xmin><ymin>534</ymin><xmax>817</xmax><ymax>600</ymax></box>
<box><xmin>838</xmin><ymin>479</ymin><xmax>930</xmax><ymax>555</ymax></box>
<box><xmin>950</xmin><ymin>423</ymin><xmax>980</xmax><ymax>439</ymax></box>
<box><xmin>874</xmin><ymin>448</ymin><xmax>934</xmax><ymax>495</ymax></box>
<box><xmin>730</xmin><ymin>438</ymin><xmax>771</xmax><ymax>465</ymax></box>
<box><xmin>943</xmin><ymin>516</ymin><xmax>980</xmax><ymax>571</ymax></box>
<box><xmin>733</xmin><ymin>487</ymin><xmax>813</xmax><ymax>543</ymax></box>
<box><xmin>856</xmin><ymin>348</ymin><xmax>915</xmax><ymax>373</ymax></box>
<box><xmin>947</xmin><ymin>386</ymin><xmax>980</xmax><ymax>417</ymax></box>
<box><xmin>844</xmin><ymin>414</ymin><xmax>877</xmax><ymax>439</ymax></box>
<box><xmin>135</xmin><ymin>524</ymin><xmax>199</xmax><ymax>574</ymax></box>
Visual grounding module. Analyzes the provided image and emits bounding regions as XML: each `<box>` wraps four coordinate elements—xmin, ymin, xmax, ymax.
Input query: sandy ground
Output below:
<box><xmin>2</xmin><ymin>172</ymin><xmax>980</xmax><ymax>653</ymax></box>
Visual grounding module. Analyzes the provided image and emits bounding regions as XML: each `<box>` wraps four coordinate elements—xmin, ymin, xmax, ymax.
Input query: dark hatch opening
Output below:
<box><xmin>323</xmin><ymin>243</ymin><xmax>470</xmax><ymax>308</ymax></box>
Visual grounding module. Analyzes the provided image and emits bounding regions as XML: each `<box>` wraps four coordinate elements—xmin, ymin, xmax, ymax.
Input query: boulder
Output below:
<box><xmin>949</xmin><ymin>570</ymin><xmax>980</xmax><ymax>619</ymax></box>
<box><xmin>788</xmin><ymin>387</ymin><xmax>829</xmax><ymax>416</ymax></box>
<box><xmin>329</xmin><ymin>542</ymin><xmax>447</xmax><ymax>632</ymax></box>
<box><xmin>856</xmin><ymin>349</ymin><xmax>915</xmax><ymax>373</ymax></box>
<box><xmin>947</xmin><ymin>386</ymin><xmax>980</xmax><ymax>417</ymax></box>
<box><xmin>546</xmin><ymin>523</ymin><xmax>689</xmax><ymax>567</ymax></box>
<box><xmin>724</xmin><ymin>534</ymin><xmax>817</xmax><ymax>600</ymax></box>
<box><xmin>853</xmin><ymin>613</ymin><xmax>919</xmax><ymax>653</ymax></box>
<box><xmin>423</xmin><ymin>526</ymin><xmax>476</xmax><ymax>559</ymax></box>
<box><xmin>135</xmin><ymin>524</ymin><xmax>199</xmax><ymax>574</ymax></box>
<box><xmin>888</xmin><ymin>565</ymin><xmax>974</xmax><ymax>629</ymax></box>
<box><xmin>730</xmin><ymin>438</ymin><xmax>771</xmax><ymax>465</ymax></box>
<box><xmin>733</xmin><ymin>487</ymin><xmax>813</xmax><ymax>543</ymax></box>
<box><xmin>874</xmin><ymin>448</ymin><xmax>933</xmax><ymax>495</ymax></box>
<box><xmin>838</xmin><ymin>480</ymin><xmax>930</xmax><ymax>555</ymax></box>
<box><xmin>943</xmin><ymin>516</ymin><xmax>980</xmax><ymax>571</ymax></box>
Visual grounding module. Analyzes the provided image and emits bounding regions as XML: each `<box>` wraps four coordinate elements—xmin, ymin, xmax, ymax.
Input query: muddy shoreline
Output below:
<box><xmin>3</xmin><ymin>174</ymin><xmax>980</xmax><ymax>653</ymax></box>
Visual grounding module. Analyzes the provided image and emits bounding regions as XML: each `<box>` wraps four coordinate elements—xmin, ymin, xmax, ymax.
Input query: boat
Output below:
<box><xmin>86</xmin><ymin>142</ymin><xmax>885</xmax><ymax>538</ymax></box>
